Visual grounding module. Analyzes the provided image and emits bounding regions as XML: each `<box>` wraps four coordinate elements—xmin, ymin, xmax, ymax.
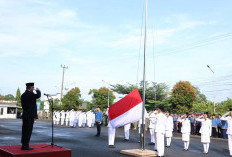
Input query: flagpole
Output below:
<box><xmin>141</xmin><ymin>0</ymin><xmax>147</xmax><ymax>150</ymax></box>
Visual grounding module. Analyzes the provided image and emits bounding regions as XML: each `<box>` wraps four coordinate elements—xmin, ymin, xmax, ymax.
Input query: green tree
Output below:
<box><xmin>4</xmin><ymin>94</ymin><xmax>15</xmax><ymax>101</ymax></box>
<box><xmin>15</xmin><ymin>88</ymin><xmax>21</xmax><ymax>106</ymax></box>
<box><xmin>50</xmin><ymin>99</ymin><xmax>62</xmax><ymax>111</ymax></box>
<box><xmin>61</xmin><ymin>87</ymin><xmax>82</xmax><ymax>110</ymax></box>
<box><xmin>194</xmin><ymin>86</ymin><xmax>207</xmax><ymax>102</ymax></box>
<box><xmin>192</xmin><ymin>101</ymin><xmax>214</xmax><ymax>114</ymax></box>
<box><xmin>171</xmin><ymin>81</ymin><xmax>196</xmax><ymax>113</ymax></box>
<box><xmin>112</xmin><ymin>81</ymin><xmax>169</xmax><ymax>111</ymax></box>
<box><xmin>89</xmin><ymin>87</ymin><xmax>116</xmax><ymax>110</ymax></box>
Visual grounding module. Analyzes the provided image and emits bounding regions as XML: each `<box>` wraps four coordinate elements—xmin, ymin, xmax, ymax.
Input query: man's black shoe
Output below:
<box><xmin>148</xmin><ymin>142</ymin><xmax>155</xmax><ymax>145</ymax></box>
<box><xmin>21</xmin><ymin>146</ymin><xmax>34</xmax><ymax>150</ymax></box>
<box><xmin>95</xmin><ymin>134</ymin><xmax>100</xmax><ymax>137</ymax></box>
<box><xmin>124</xmin><ymin>139</ymin><xmax>129</xmax><ymax>141</ymax></box>
<box><xmin>109</xmin><ymin>145</ymin><xmax>115</xmax><ymax>148</ymax></box>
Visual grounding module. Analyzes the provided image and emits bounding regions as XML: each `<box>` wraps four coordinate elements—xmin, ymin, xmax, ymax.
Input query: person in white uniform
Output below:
<box><xmin>165</xmin><ymin>112</ymin><xmax>173</xmax><ymax>148</ymax></box>
<box><xmin>53</xmin><ymin>111</ymin><xmax>56</xmax><ymax>125</ymax></box>
<box><xmin>78</xmin><ymin>111</ymin><xmax>83</xmax><ymax>128</ymax></box>
<box><xmin>196</xmin><ymin>113</ymin><xmax>212</xmax><ymax>154</ymax></box>
<box><xmin>91</xmin><ymin>111</ymin><xmax>95</xmax><ymax>127</ymax></box>
<box><xmin>82</xmin><ymin>112</ymin><xmax>87</xmax><ymax>127</ymax></box>
<box><xmin>149</xmin><ymin>110</ymin><xmax>157</xmax><ymax>145</ymax></box>
<box><xmin>73</xmin><ymin>111</ymin><xmax>78</xmax><ymax>128</ymax></box>
<box><xmin>69</xmin><ymin>109</ymin><xmax>75</xmax><ymax>128</ymax></box>
<box><xmin>106</xmin><ymin>108</ymin><xmax>116</xmax><ymax>148</ymax></box>
<box><xmin>221</xmin><ymin>109</ymin><xmax>232</xmax><ymax>156</ymax></box>
<box><xmin>56</xmin><ymin>111</ymin><xmax>60</xmax><ymax>125</ymax></box>
<box><xmin>60</xmin><ymin>110</ymin><xmax>66</xmax><ymax>126</ymax></box>
<box><xmin>179</xmin><ymin>114</ymin><xmax>191</xmax><ymax>151</ymax></box>
<box><xmin>65</xmin><ymin>110</ymin><xmax>70</xmax><ymax>126</ymax></box>
<box><xmin>154</xmin><ymin>106</ymin><xmax>167</xmax><ymax>157</ymax></box>
<box><xmin>87</xmin><ymin>111</ymin><xmax>92</xmax><ymax>128</ymax></box>
<box><xmin>124</xmin><ymin>123</ymin><xmax>131</xmax><ymax>141</ymax></box>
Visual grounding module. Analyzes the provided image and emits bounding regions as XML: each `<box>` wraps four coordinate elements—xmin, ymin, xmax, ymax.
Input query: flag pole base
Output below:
<box><xmin>120</xmin><ymin>149</ymin><xmax>157</xmax><ymax>157</ymax></box>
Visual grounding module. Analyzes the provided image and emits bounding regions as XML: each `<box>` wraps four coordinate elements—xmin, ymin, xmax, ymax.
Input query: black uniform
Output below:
<box><xmin>21</xmin><ymin>89</ymin><xmax>41</xmax><ymax>147</ymax></box>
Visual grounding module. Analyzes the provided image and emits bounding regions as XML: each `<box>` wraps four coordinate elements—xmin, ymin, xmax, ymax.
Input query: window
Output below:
<box><xmin>7</xmin><ymin>107</ymin><xmax>16</xmax><ymax>114</ymax></box>
<box><xmin>0</xmin><ymin>108</ymin><xmax>3</xmax><ymax>115</ymax></box>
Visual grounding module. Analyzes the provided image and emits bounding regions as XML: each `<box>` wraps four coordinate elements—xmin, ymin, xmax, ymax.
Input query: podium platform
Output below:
<box><xmin>0</xmin><ymin>144</ymin><xmax>71</xmax><ymax>157</ymax></box>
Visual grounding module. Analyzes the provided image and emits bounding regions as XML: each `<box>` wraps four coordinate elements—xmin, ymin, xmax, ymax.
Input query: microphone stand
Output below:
<box><xmin>42</xmin><ymin>95</ymin><xmax>62</xmax><ymax>148</ymax></box>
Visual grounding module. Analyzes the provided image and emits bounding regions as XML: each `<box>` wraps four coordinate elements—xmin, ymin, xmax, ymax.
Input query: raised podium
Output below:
<box><xmin>0</xmin><ymin>144</ymin><xmax>71</xmax><ymax>157</ymax></box>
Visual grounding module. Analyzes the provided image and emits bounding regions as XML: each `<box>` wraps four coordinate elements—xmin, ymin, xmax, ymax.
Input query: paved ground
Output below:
<box><xmin>0</xmin><ymin>119</ymin><xmax>230</xmax><ymax>157</ymax></box>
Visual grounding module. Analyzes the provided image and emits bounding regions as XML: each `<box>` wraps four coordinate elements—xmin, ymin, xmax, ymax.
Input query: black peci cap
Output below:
<box><xmin>158</xmin><ymin>106</ymin><xmax>164</xmax><ymax>112</ymax></box>
<box><xmin>26</xmin><ymin>82</ymin><xmax>34</xmax><ymax>87</ymax></box>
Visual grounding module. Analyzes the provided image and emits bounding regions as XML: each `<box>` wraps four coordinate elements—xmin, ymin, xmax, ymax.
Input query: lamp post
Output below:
<box><xmin>60</xmin><ymin>65</ymin><xmax>68</xmax><ymax>101</ymax></box>
<box><xmin>102</xmin><ymin>80</ymin><xmax>110</xmax><ymax>107</ymax></box>
<box><xmin>207</xmin><ymin>65</ymin><xmax>215</xmax><ymax>113</ymax></box>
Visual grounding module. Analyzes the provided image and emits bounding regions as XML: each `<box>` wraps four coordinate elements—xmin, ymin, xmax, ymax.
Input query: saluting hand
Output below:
<box><xmin>35</xmin><ymin>88</ymin><xmax>40</xmax><ymax>91</ymax></box>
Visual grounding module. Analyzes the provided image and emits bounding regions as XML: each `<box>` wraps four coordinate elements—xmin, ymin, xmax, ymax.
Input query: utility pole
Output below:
<box><xmin>207</xmin><ymin>65</ymin><xmax>215</xmax><ymax>112</ymax></box>
<box><xmin>60</xmin><ymin>65</ymin><xmax>68</xmax><ymax>101</ymax></box>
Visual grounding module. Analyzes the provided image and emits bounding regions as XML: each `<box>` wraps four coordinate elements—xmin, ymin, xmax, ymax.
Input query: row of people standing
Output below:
<box><xmin>173</xmin><ymin>113</ymin><xmax>229</xmax><ymax>139</ymax></box>
<box><xmin>53</xmin><ymin>110</ymin><xmax>95</xmax><ymax>128</ymax></box>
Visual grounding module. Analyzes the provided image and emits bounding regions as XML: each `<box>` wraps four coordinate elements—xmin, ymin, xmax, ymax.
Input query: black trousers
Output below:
<box><xmin>212</xmin><ymin>127</ymin><xmax>217</xmax><ymax>137</ymax></box>
<box><xmin>96</xmin><ymin>122</ymin><xmax>101</xmax><ymax>136</ymax></box>
<box><xmin>21</xmin><ymin>118</ymin><xmax>34</xmax><ymax>146</ymax></box>
<box><xmin>218</xmin><ymin>127</ymin><xmax>222</xmax><ymax>138</ymax></box>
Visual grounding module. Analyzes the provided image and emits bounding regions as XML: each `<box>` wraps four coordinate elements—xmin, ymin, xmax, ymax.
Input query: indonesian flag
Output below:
<box><xmin>108</xmin><ymin>88</ymin><xmax>143</xmax><ymax>128</ymax></box>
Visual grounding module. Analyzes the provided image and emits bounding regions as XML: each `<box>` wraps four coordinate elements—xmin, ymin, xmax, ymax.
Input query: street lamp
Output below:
<box><xmin>207</xmin><ymin>65</ymin><xmax>215</xmax><ymax>113</ymax></box>
<box><xmin>102</xmin><ymin>80</ymin><xmax>110</xmax><ymax>107</ymax></box>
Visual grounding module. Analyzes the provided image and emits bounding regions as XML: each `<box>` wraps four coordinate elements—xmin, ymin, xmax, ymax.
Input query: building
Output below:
<box><xmin>0</xmin><ymin>101</ymin><xmax>18</xmax><ymax>119</ymax></box>
<box><xmin>43</xmin><ymin>93</ymin><xmax>61</xmax><ymax>113</ymax></box>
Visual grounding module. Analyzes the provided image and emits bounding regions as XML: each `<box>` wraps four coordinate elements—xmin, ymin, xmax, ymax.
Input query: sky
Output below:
<box><xmin>0</xmin><ymin>0</ymin><xmax>232</xmax><ymax>102</ymax></box>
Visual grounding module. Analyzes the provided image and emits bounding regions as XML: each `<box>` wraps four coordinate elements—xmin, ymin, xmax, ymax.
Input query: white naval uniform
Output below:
<box><xmin>221</xmin><ymin>112</ymin><xmax>232</xmax><ymax>156</ymax></box>
<box><xmin>106</xmin><ymin>110</ymin><xmax>116</xmax><ymax>146</ymax></box>
<box><xmin>56</xmin><ymin>112</ymin><xmax>61</xmax><ymax>125</ymax></box>
<box><xmin>196</xmin><ymin>117</ymin><xmax>212</xmax><ymax>153</ymax></box>
<box><xmin>60</xmin><ymin>111</ymin><xmax>66</xmax><ymax>126</ymax></box>
<box><xmin>69</xmin><ymin>110</ymin><xmax>75</xmax><ymax>127</ymax></box>
<box><xmin>91</xmin><ymin>112</ymin><xmax>95</xmax><ymax>127</ymax></box>
<box><xmin>180</xmin><ymin>118</ymin><xmax>191</xmax><ymax>150</ymax></box>
<box><xmin>73</xmin><ymin>112</ymin><xmax>78</xmax><ymax>127</ymax></box>
<box><xmin>165</xmin><ymin>116</ymin><xmax>173</xmax><ymax>147</ymax></box>
<box><xmin>154</xmin><ymin>112</ymin><xmax>167</xmax><ymax>156</ymax></box>
<box><xmin>65</xmin><ymin>111</ymin><xmax>70</xmax><ymax>126</ymax></box>
<box><xmin>78</xmin><ymin>112</ymin><xmax>83</xmax><ymax>128</ymax></box>
<box><xmin>82</xmin><ymin>113</ymin><xmax>87</xmax><ymax>127</ymax></box>
<box><xmin>124</xmin><ymin>123</ymin><xmax>131</xmax><ymax>140</ymax></box>
<box><xmin>53</xmin><ymin>112</ymin><xmax>56</xmax><ymax>125</ymax></box>
<box><xmin>86</xmin><ymin>112</ymin><xmax>92</xmax><ymax>128</ymax></box>
<box><xmin>149</xmin><ymin>112</ymin><xmax>156</xmax><ymax>144</ymax></box>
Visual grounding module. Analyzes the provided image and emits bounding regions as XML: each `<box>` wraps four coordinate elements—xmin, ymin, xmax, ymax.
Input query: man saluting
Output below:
<box><xmin>21</xmin><ymin>82</ymin><xmax>41</xmax><ymax>150</ymax></box>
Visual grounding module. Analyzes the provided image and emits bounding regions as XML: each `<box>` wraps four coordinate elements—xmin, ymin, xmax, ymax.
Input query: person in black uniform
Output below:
<box><xmin>21</xmin><ymin>82</ymin><xmax>41</xmax><ymax>150</ymax></box>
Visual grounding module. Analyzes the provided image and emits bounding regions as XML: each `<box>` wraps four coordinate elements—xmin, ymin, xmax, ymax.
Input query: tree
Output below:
<box><xmin>4</xmin><ymin>94</ymin><xmax>15</xmax><ymax>101</ymax></box>
<box><xmin>112</xmin><ymin>81</ymin><xmax>169</xmax><ymax>111</ymax></box>
<box><xmin>61</xmin><ymin>87</ymin><xmax>82</xmax><ymax>110</ymax></box>
<box><xmin>50</xmin><ymin>99</ymin><xmax>62</xmax><ymax>111</ymax></box>
<box><xmin>192</xmin><ymin>101</ymin><xmax>214</xmax><ymax>114</ymax></box>
<box><xmin>89</xmin><ymin>87</ymin><xmax>116</xmax><ymax>110</ymax></box>
<box><xmin>15</xmin><ymin>88</ymin><xmax>21</xmax><ymax>106</ymax></box>
<box><xmin>194</xmin><ymin>86</ymin><xmax>207</xmax><ymax>102</ymax></box>
<box><xmin>171</xmin><ymin>81</ymin><xmax>196</xmax><ymax>113</ymax></box>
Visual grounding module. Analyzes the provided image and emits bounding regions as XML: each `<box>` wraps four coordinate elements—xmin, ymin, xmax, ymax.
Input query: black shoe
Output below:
<box><xmin>149</xmin><ymin>142</ymin><xmax>155</xmax><ymax>145</ymax></box>
<box><xmin>155</xmin><ymin>149</ymin><xmax>157</xmax><ymax>151</ymax></box>
<box><xmin>21</xmin><ymin>146</ymin><xmax>34</xmax><ymax>150</ymax></box>
<box><xmin>109</xmin><ymin>145</ymin><xmax>115</xmax><ymax>148</ymax></box>
<box><xmin>96</xmin><ymin>134</ymin><xmax>100</xmax><ymax>137</ymax></box>
<box><xmin>124</xmin><ymin>139</ymin><xmax>129</xmax><ymax>141</ymax></box>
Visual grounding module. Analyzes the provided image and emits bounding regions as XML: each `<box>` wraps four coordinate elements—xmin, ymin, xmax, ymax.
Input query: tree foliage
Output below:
<box><xmin>89</xmin><ymin>87</ymin><xmax>115</xmax><ymax>110</ymax></box>
<box><xmin>112</xmin><ymin>81</ymin><xmax>169</xmax><ymax>111</ymax></box>
<box><xmin>3</xmin><ymin>94</ymin><xmax>15</xmax><ymax>101</ymax></box>
<box><xmin>61</xmin><ymin>87</ymin><xmax>82</xmax><ymax>110</ymax></box>
<box><xmin>15</xmin><ymin>88</ymin><xmax>21</xmax><ymax>106</ymax></box>
<box><xmin>171</xmin><ymin>81</ymin><xmax>196</xmax><ymax>113</ymax></box>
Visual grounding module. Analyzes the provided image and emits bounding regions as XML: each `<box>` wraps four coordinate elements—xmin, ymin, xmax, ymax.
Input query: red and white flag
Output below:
<box><xmin>108</xmin><ymin>88</ymin><xmax>143</xmax><ymax>128</ymax></box>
